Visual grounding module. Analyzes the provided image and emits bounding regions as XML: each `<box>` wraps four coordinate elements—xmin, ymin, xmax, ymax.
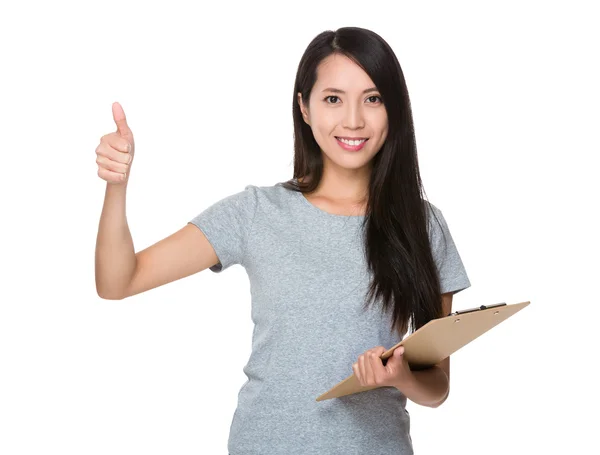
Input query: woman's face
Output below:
<box><xmin>298</xmin><ymin>54</ymin><xmax>388</xmax><ymax>173</ymax></box>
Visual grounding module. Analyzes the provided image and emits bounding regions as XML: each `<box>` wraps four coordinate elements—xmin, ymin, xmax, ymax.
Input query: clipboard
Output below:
<box><xmin>316</xmin><ymin>300</ymin><xmax>530</xmax><ymax>401</ymax></box>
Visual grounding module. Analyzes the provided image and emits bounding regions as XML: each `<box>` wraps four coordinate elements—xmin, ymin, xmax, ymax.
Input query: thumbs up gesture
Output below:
<box><xmin>95</xmin><ymin>102</ymin><xmax>135</xmax><ymax>184</ymax></box>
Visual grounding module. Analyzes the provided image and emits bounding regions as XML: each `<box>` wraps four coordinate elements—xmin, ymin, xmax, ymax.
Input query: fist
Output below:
<box><xmin>95</xmin><ymin>102</ymin><xmax>135</xmax><ymax>184</ymax></box>
<box><xmin>352</xmin><ymin>345</ymin><xmax>413</xmax><ymax>389</ymax></box>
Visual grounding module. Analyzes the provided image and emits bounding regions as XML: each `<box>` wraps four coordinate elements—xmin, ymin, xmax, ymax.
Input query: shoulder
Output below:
<box><xmin>424</xmin><ymin>199</ymin><xmax>443</xmax><ymax>218</ymax></box>
<box><xmin>243</xmin><ymin>182</ymin><xmax>287</xmax><ymax>199</ymax></box>
<box><xmin>423</xmin><ymin>200</ymin><xmax>446</xmax><ymax>232</ymax></box>
<box><xmin>241</xmin><ymin>181</ymin><xmax>296</xmax><ymax>210</ymax></box>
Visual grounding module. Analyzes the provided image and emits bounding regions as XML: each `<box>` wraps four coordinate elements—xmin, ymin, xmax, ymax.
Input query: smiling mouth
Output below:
<box><xmin>335</xmin><ymin>137</ymin><xmax>369</xmax><ymax>151</ymax></box>
<box><xmin>335</xmin><ymin>137</ymin><xmax>369</xmax><ymax>144</ymax></box>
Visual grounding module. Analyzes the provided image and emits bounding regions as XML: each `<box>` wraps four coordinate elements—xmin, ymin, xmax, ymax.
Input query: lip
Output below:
<box><xmin>336</xmin><ymin>137</ymin><xmax>368</xmax><ymax>152</ymax></box>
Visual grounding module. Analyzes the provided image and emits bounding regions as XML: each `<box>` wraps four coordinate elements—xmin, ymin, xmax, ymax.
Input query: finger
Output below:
<box><xmin>363</xmin><ymin>352</ymin><xmax>377</xmax><ymax>385</ymax></box>
<box><xmin>105</xmin><ymin>133</ymin><xmax>131</xmax><ymax>154</ymax></box>
<box><xmin>112</xmin><ymin>101</ymin><xmax>131</xmax><ymax>137</ymax></box>
<box><xmin>368</xmin><ymin>348</ymin><xmax>388</xmax><ymax>384</ymax></box>
<box><xmin>358</xmin><ymin>354</ymin><xmax>367</xmax><ymax>385</ymax></box>
<box><xmin>96</xmin><ymin>154</ymin><xmax>129</xmax><ymax>174</ymax></box>
<box><xmin>98</xmin><ymin>167</ymin><xmax>127</xmax><ymax>183</ymax></box>
<box><xmin>97</xmin><ymin>141</ymin><xmax>131</xmax><ymax>165</ymax></box>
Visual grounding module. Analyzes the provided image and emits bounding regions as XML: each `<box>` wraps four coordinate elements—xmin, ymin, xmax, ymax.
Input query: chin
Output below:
<box><xmin>327</xmin><ymin>155</ymin><xmax>374</xmax><ymax>171</ymax></box>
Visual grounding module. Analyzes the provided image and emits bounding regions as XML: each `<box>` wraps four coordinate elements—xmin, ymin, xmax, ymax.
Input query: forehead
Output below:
<box><xmin>314</xmin><ymin>54</ymin><xmax>376</xmax><ymax>91</ymax></box>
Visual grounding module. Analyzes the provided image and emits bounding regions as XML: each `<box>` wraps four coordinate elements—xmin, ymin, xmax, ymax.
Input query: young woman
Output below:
<box><xmin>95</xmin><ymin>27</ymin><xmax>471</xmax><ymax>455</ymax></box>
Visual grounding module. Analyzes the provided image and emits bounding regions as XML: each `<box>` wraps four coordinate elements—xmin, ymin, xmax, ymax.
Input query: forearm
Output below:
<box><xmin>395</xmin><ymin>365</ymin><xmax>449</xmax><ymax>408</ymax></box>
<box><xmin>95</xmin><ymin>183</ymin><xmax>136</xmax><ymax>299</ymax></box>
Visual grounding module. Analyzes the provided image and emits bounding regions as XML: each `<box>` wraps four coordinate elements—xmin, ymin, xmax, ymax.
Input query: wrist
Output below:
<box><xmin>394</xmin><ymin>369</ymin><xmax>417</xmax><ymax>394</ymax></box>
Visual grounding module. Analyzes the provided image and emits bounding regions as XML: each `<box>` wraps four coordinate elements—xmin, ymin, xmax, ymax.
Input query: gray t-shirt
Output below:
<box><xmin>188</xmin><ymin>181</ymin><xmax>471</xmax><ymax>455</ymax></box>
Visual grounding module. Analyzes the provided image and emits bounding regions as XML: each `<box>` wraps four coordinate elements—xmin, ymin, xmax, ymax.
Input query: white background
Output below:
<box><xmin>1</xmin><ymin>0</ymin><xmax>598</xmax><ymax>453</ymax></box>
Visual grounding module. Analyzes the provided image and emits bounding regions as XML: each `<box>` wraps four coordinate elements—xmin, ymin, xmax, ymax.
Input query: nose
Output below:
<box><xmin>342</xmin><ymin>104</ymin><xmax>366</xmax><ymax>130</ymax></box>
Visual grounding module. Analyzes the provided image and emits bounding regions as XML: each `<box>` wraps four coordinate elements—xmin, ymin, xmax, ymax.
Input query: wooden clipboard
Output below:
<box><xmin>316</xmin><ymin>300</ymin><xmax>530</xmax><ymax>401</ymax></box>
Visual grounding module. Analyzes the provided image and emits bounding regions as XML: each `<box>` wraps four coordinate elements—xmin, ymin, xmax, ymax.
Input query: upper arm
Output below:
<box><xmin>120</xmin><ymin>184</ymin><xmax>258</xmax><ymax>299</ymax></box>
<box><xmin>427</xmin><ymin>203</ymin><xmax>472</xmax><ymax>295</ymax></box>
<box><xmin>120</xmin><ymin>223</ymin><xmax>219</xmax><ymax>299</ymax></box>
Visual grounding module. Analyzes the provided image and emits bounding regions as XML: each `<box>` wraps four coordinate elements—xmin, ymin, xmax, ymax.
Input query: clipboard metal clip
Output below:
<box><xmin>448</xmin><ymin>302</ymin><xmax>507</xmax><ymax>317</ymax></box>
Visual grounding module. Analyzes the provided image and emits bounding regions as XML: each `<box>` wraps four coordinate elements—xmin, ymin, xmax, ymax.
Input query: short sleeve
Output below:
<box><xmin>426</xmin><ymin>203</ymin><xmax>472</xmax><ymax>295</ymax></box>
<box><xmin>187</xmin><ymin>184</ymin><xmax>258</xmax><ymax>273</ymax></box>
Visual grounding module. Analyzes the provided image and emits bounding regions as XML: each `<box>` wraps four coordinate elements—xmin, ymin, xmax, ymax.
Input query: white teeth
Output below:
<box><xmin>338</xmin><ymin>138</ymin><xmax>366</xmax><ymax>146</ymax></box>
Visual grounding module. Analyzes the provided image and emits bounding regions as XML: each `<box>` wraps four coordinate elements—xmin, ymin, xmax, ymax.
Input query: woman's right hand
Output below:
<box><xmin>96</xmin><ymin>102</ymin><xmax>135</xmax><ymax>185</ymax></box>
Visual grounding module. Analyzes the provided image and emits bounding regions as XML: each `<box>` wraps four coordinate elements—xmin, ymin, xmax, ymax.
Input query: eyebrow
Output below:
<box><xmin>321</xmin><ymin>87</ymin><xmax>379</xmax><ymax>94</ymax></box>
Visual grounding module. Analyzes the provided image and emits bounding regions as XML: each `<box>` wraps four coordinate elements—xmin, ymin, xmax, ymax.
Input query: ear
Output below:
<box><xmin>297</xmin><ymin>92</ymin><xmax>310</xmax><ymax>125</ymax></box>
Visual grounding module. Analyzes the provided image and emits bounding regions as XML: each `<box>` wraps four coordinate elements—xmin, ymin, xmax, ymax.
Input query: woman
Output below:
<box><xmin>95</xmin><ymin>26</ymin><xmax>471</xmax><ymax>455</ymax></box>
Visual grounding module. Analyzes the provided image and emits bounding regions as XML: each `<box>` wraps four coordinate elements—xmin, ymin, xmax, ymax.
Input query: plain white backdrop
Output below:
<box><xmin>1</xmin><ymin>0</ymin><xmax>598</xmax><ymax>453</ymax></box>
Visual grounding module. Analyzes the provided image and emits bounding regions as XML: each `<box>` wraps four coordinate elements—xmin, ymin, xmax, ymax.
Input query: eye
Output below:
<box><xmin>323</xmin><ymin>95</ymin><xmax>383</xmax><ymax>104</ymax></box>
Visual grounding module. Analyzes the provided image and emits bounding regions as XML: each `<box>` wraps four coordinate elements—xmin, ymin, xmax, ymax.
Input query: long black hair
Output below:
<box><xmin>279</xmin><ymin>27</ymin><xmax>448</xmax><ymax>337</ymax></box>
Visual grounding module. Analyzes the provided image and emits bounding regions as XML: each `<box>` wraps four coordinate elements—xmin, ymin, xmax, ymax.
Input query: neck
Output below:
<box><xmin>300</xmin><ymin>164</ymin><xmax>370</xmax><ymax>205</ymax></box>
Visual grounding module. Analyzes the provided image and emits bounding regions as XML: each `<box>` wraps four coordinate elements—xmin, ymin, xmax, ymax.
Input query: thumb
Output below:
<box><xmin>393</xmin><ymin>346</ymin><xmax>405</xmax><ymax>358</ymax></box>
<box><xmin>112</xmin><ymin>101</ymin><xmax>132</xmax><ymax>138</ymax></box>
<box><xmin>384</xmin><ymin>346</ymin><xmax>405</xmax><ymax>372</ymax></box>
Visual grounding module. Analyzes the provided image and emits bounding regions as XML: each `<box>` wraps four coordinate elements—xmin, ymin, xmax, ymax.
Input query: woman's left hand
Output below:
<box><xmin>352</xmin><ymin>345</ymin><xmax>414</xmax><ymax>389</ymax></box>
